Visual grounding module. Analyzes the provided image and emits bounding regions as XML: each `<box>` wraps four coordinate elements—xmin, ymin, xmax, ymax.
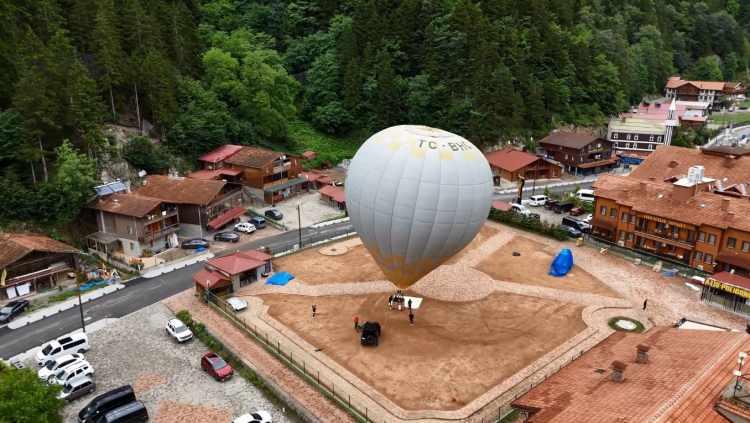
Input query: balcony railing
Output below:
<box><xmin>140</xmin><ymin>223</ymin><xmax>179</xmax><ymax>242</ymax></box>
<box><xmin>145</xmin><ymin>208</ymin><xmax>178</xmax><ymax>222</ymax></box>
<box><xmin>634</xmin><ymin>230</ymin><xmax>695</xmax><ymax>250</ymax></box>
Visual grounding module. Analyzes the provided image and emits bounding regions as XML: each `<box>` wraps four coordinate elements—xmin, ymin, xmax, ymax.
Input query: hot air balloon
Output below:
<box><xmin>345</xmin><ymin>125</ymin><xmax>493</xmax><ymax>289</ymax></box>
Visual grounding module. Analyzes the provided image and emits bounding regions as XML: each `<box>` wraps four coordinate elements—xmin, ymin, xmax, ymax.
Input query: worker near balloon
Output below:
<box><xmin>345</xmin><ymin>125</ymin><xmax>494</xmax><ymax>289</ymax></box>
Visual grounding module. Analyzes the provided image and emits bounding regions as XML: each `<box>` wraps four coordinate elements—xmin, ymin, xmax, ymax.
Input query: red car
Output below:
<box><xmin>201</xmin><ymin>352</ymin><xmax>233</xmax><ymax>381</ymax></box>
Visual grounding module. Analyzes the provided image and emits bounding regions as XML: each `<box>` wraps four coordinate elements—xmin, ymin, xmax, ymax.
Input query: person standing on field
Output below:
<box><xmin>409</xmin><ymin>311</ymin><xmax>414</xmax><ymax>325</ymax></box>
<box><xmin>353</xmin><ymin>315</ymin><xmax>359</xmax><ymax>330</ymax></box>
<box><xmin>312</xmin><ymin>304</ymin><xmax>317</xmax><ymax>318</ymax></box>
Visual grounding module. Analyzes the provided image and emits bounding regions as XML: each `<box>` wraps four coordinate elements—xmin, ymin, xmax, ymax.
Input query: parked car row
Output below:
<box><xmin>78</xmin><ymin>384</ymin><xmax>149</xmax><ymax>423</ymax></box>
<box><xmin>183</xmin><ymin>209</ymin><xmax>280</xmax><ymax>248</ymax></box>
<box><xmin>33</xmin><ymin>333</ymin><xmax>96</xmax><ymax>403</ymax></box>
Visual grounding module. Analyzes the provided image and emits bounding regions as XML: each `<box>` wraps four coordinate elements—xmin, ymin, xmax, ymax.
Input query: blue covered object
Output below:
<box><xmin>266</xmin><ymin>271</ymin><xmax>294</xmax><ymax>286</ymax></box>
<box><xmin>549</xmin><ymin>248</ymin><xmax>574</xmax><ymax>277</ymax></box>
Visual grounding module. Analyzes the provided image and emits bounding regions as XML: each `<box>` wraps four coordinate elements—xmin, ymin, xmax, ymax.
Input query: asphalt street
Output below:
<box><xmin>0</xmin><ymin>221</ymin><xmax>353</xmax><ymax>359</ymax></box>
<box><xmin>493</xmin><ymin>180</ymin><xmax>594</xmax><ymax>202</ymax></box>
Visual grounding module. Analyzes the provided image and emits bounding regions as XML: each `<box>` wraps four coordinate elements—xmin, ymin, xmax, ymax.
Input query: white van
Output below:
<box><xmin>50</xmin><ymin>360</ymin><xmax>94</xmax><ymax>385</ymax></box>
<box><xmin>36</xmin><ymin>332</ymin><xmax>89</xmax><ymax>366</ymax></box>
<box><xmin>575</xmin><ymin>189</ymin><xmax>595</xmax><ymax>203</ymax></box>
<box><xmin>38</xmin><ymin>353</ymin><xmax>84</xmax><ymax>381</ymax></box>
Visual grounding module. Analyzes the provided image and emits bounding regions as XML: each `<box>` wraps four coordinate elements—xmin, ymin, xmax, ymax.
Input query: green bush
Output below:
<box><xmin>175</xmin><ymin>310</ymin><xmax>194</xmax><ymax>328</ymax></box>
<box><xmin>489</xmin><ymin>209</ymin><xmax>569</xmax><ymax>241</ymax></box>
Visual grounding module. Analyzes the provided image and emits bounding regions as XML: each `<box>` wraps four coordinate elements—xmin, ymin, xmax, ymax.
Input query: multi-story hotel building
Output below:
<box><xmin>591</xmin><ymin>145</ymin><xmax>750</xmax><ymax>276</ymax></box>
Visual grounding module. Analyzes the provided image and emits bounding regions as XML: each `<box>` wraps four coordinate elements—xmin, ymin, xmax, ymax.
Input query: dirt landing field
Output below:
<box><xmin>445</xmin><ymin>225</ymin><xmax>500</xmax><ymax>264</ymax></box>
<box><xmin>475</xmin><ymin>236</ymin><xmax>620</xmax><ymax>298</ymax></box>
<box><xmin>274</xmin><ymin>244</ymin><xmax>385</xmax><ymax>284</ymax></box>
<box><xmin>262</xmin><ymin>292</ymin><xmax>586</xmax><ymax>411</ymax></box>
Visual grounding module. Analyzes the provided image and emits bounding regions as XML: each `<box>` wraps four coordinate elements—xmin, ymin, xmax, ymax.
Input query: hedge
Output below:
<box><xmin>488</xmin><ymin>209</ymin><xmax>569</xmax><ymax>241</ymax></box>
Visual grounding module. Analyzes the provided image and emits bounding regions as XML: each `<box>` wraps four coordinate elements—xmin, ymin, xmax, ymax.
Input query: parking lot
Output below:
<box><xmin>250</xmin><ymin>191</ymin><xmax>345</xmax><ymax>230</ymax></box>
<box><xmin>49</xmin><ymin>303</ymin><xmax>292</xmax><ymax>423</ymax></box>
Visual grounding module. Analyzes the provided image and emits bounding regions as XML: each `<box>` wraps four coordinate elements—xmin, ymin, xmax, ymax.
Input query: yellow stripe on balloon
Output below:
<box><xmin>439</xmin><ymin>150</ymin><xmax>453</xmax><ymax>160</ymax></box>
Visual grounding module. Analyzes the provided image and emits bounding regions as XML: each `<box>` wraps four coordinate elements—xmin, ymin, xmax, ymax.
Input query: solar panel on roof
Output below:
<box><xmin>94</xmin><ymin>180</ymin><xmax>126</xmax><ymax>197</ymax></box>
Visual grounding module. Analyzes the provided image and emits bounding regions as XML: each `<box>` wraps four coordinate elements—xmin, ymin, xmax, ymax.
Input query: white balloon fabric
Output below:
<box><xmin>345</xmin><ymin>125</ymin><xmax>493</xmax><ymax>289</ymax></box>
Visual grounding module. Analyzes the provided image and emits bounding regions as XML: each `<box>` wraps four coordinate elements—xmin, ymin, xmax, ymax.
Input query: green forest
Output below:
<box><xmin>2</xmin><ymin>0</ymin><xmax>750</xmax><ymax>230</ymax></box>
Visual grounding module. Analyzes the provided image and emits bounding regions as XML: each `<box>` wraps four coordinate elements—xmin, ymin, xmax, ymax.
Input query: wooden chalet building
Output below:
<box><xmin>0</xmin><ymin>233</ymin><xmax>78</xmax><ymax>300</ymax></box>
<box><xmin>665</xmin><ymin>76</ymin><xmax>745</xmax><ymax>108</ymax></box>
<box><xmin>539</xmin><ymin>131</ymin><xmax>617</xmax><ymax>175</ymax></box>
<box><xmin>223</xmin><ymin>146</ymin><xmax>305</xmax><ymax>204</ymax></box>
<box><xmin>485</xmin><ymin>148</ymin><xmax>561</xmax><ymax>184</ymax></box>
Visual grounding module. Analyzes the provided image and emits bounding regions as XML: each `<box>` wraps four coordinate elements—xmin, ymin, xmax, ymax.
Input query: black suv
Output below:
<box><xmin>360</xmin><ymin>321</ymin><xmax>381</xmax><ymax>346</ymax></box>
<box><xmin>213</xmin><ymin>232</ymin><xmax>240</xmax><ymax>243</ymax></box>
<box><xmin>264</xmin><ymin>209</ymin><xmax>283</xmax><ymax>221</ymax></box>
<box><xmin>0</xmin><ymin>299</ymin><xmax>29</xmax><ymax>323</ymax></box>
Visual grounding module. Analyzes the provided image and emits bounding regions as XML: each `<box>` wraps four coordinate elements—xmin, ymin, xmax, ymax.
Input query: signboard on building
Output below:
<box><xmin>704</xmin><ymin>277</ymin><xmax>750</xmax><ymax>300</ymax></box>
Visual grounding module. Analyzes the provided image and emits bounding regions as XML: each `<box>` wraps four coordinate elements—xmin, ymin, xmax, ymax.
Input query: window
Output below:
<box><xmin>630</xmin><ymin>214</ymin><xmax>636</xmax><ymax>224</ymax></box>
<box><xmin>610</xmin><ymin>208</ymin><xmax>617</xmax><ymax>217</ymax></box>
<box><xmin>727</xmin><ymin>237</ymin><xmax>737</xmax><ymax>249</ymax></box>
<box><xmin>627</xmin><ymin>233</ymin><xmax>634</xmax><ymax>241</ymax></box>
<box><xmin>613</xmin><ymin>133</ymin><xmax>619</xmax><ymax>139</ymax></box>
<box><xmin>626</xmin><ymin>134</ymin><xmax>632</xmax><ymax>140</ymax></box>
<box><xmin>621</xmin><ymin>212</ymin><xmax>628</xmax><ymax>222</ymax></box>
<box><xmin>128</xmin><ymin>226</ymin><xmax>133</xmax><ymax>235</ymax></box>
<box><xmin>634</xmin><ymin>134</ymin><xmax>639</xmax><ymax>141</ymax></box>
<box><xmin>705</xmin><ymin>254</ymin><xmax>714</xmax><ymax>264</ymax></box>
<box><xmin>694</xmin><ymin>251</ymin><xmax>703</xmax><ymax>262</ymax></box>
<box><xmin>600</xmin><ymin>206</ymin><xmax>607</xmax><ymax>216</ymax></box>
<box><xmin>698</xmin><ymin>232</ymin><xmax>706</xmax><ymax>242</ymax></box>
<box><xmin>649</xmin><ymin>135</ymin><xmax>654</xmax><ymax>142</ymax></box>
<box><xmin>707</xmin><ymin>234</ymin><xmax>716</xmax><ymax>245</ymax></box>
<box><xmin>619</xmin><ymin>231</ymin><xmax>626</xmax><ymax>241</ymax></box>
<box><xmin>743</xmin><ymin>241</ymin><xmax>750</xmax><ymax>253</ymax></box>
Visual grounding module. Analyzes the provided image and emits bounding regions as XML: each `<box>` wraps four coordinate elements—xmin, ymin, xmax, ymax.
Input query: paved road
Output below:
<box><xmin>0</xmin><ymin>222</ymin><xmax>353</xmax><ymax>359</ymax></box>
<box><xmin>494</xmin><ymin>180</ymin><xmax>594</xmax><ymax>202</ymax></box>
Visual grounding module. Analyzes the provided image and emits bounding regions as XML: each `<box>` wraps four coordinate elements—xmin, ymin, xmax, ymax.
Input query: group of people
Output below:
<box><xmin>388</xmin><ymin>291</ymin><xmax>415</xmax><ymax>325</ymax></box>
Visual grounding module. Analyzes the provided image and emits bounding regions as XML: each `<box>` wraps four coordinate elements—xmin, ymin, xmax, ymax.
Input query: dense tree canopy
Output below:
<box><xmin>2</xmin><ymin>0</ymin><xmax>750</xmax><ymax>229</ymax></box>
<box><xmin>0</xmin><ymin>364</ymin><xmax>65</xmax><ymax>423</ymax></box>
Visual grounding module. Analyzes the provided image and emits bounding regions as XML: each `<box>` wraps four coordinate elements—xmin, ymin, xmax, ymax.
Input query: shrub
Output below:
<box><xmin>489</xmin><ymin>209</ymin><xmax>569</xmax><ymax>241</ymax></box>
<box><xmin>175</xmin><ymin>310</ymin><xmax>194</xmax><ymax>327</ymax></box>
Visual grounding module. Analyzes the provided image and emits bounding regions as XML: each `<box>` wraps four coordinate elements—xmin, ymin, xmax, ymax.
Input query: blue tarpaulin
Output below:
<box><xmin>549</xmin><ymin>248</ymin><xmax>574</xmax><ymax>277</ymax></box>
<box><xmin>266</xmin><ymin>272</ymin><xmax>294</xmax><ymax>286</ymax></box>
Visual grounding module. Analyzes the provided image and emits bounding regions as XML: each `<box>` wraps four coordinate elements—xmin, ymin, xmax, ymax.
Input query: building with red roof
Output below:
<box><xmin>193</xmin><ymin>250</ymin><xmax>273</xmax><ymax>294</ymax></box>
<box><xmin>198</xmin><ymin>145</ymin><xmax>243</xmax><ymax>169</ymax></box>
<box><xmin>485</xmin><ymin>148</ymin><xmax>561</xmax><ymax>183</ymax></box>
<box><xmin>665</xmin><ymin>76</ymin><xmax>745</xmax><ymax>108</ymax></box>
<box><xmin>319</xmin><ymin>185</ymin><xmax>346</xmax><ymax>210</ymax></box>
<box><xmin>512</xmin><ymin>326</ymin><xmax>750</xmax><ymax>422</ymax></box>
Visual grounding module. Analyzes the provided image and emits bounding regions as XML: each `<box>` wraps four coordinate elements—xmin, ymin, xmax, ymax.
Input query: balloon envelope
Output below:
<box><xmin>345</xmin><ymin>125</ymin><xmax>493</xmax><ymax>288</ymax></box>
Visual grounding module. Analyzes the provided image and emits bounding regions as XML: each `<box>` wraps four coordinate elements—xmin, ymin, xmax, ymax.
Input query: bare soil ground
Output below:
<box><xmin>475</xmin><ymin>236</ymin><xmax>620</xmax><ymax>298</ymax></box>
<box><xmin>262</xmin><ymin>292</ymin><xmax>585</xmax><ymax>411</ymax></box>
<box><xmin>445</xmin><ymin>225</ymin><xmax>500</xmax><ymax>264</ymax></box>
<box><xmin>274</xmin><ymin>244</ymin><xmax>385</xmax><ymax>284</ymax></box>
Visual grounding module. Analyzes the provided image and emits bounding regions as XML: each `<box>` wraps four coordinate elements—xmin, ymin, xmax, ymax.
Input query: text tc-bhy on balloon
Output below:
<box><xmin>345</xmin><ymin>125</ymin><xmax>493</xmax><ymax>289</ymax></box>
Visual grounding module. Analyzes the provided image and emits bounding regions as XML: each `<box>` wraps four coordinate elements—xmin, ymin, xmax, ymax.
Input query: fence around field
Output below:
<box><xmin>205</xmin><ymin>290</ymin><xmax>373</xmax><ymax>422</ymax></box>
<box><xmin>585</xmin><ymin>235</ymin><xmax>708</xmax><ymax>279</ymax></box>
<box><xmin>267</xmin><ymin>226</ymin><xmax>356</xmax><ymax>257</ymax></box>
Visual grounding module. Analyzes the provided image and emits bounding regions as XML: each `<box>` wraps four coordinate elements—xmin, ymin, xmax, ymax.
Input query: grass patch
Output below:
<box><xmin>287</xmin><ymin>120</ymin><xmax>367</xmax><ymax>167</ymax></box>
<box><xmin>607</xmin><ymin>316</ymin><xmax>645</xmax><ymax>333</ymax></box>
<box><xmin>499</xmin><ymin>408</ymin><xmax>521</xmax><ymax>423</ymax></box>
<box><xmin>710</xmin><ymin>111</ymin><xmax>750</xmax><ymax>126</ymax></box>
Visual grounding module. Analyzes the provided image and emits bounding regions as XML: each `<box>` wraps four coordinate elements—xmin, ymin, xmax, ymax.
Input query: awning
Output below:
<box><xmin>207</xmin><ymin>206</ymin><xmax>246</xmax><ymax>231</ymax></box>
<box><xmin>87</xmin><ymin>232</ymin><xmax>120</xmax><ymax>244</ymax></box>
<box><xmin>703</xmin><ymin>273</ymin><xmax>750</xmax><ymax>299</ymax></box>
<box><xmin>264</xmin><ymin>177</ymin><xmax>307</xmax><ymax>193</ymax></box>
<box><xmin>717</xmin><ymin>252</ymin><xmax>750</xmax><ymax>271</ymax></box>
<box><xmin>577</xmin><ymin>158</ymin><xmax>618</xmax><ymax>169</ymax></box>
<box><xmin>193</xmin><ymin>269</ymin><xmax>230</xmax><ymax>289</ymax></box>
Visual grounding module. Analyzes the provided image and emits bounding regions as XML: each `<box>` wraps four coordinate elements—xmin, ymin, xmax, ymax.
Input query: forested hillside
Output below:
<box><xmin>1</xmin><ymin>0</ymin><xmax>750</xmax><ymax>229</ymax></box>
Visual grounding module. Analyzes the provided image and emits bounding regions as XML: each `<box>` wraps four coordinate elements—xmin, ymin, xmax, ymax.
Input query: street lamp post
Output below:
<box><xmin>297</xmin><ymin>202</ymin><xmax>303</xmax><ymax>249</ymax></box>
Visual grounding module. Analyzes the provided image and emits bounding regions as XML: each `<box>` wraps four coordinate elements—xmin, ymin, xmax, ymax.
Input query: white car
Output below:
<box><xmin>233</xmin><ymin>411</ymin><xmax>272</xmax><ymax>423</ymax></box>
<box><xmin>226</xmin><ymin>297</ymin><xmax>248</xmax><ymax>312</ymax></box>
<box><xmin>525</xmin><ymin>195</ymin><xmax>548</xmax><ymax>207</ymax></box>
<box><xmin>510</xmin><ymin>203</ymin><xmax>532</xmax><ymax>216</ymax></box>
<box><xmin>583</xmin><ymin>214</ymin><xmax>593</xmax><ymax>223</ymax></box>
<box><xmin>166</xmin><ymin>318</ymin><xmax>193</xmax><ymax>343</ymax></box>
<box><xmin>234</xmin><ymin>222</ymin><xmax>257</xmax><ymax>234</ymax></box>
<box><xmin>36</xmin><ymin>332</ymin><xmax>89</xmax><ymax>366</ymax></box>
<box><xmin>575</xmin><ymin>189</ymin><xmax>595</xmax><ymax>203</ymax></box>
<box><xmin>38</xmin><ymin>353</ymin><xmax>84</xmax><ymax>381</ymax></box>
<box><xmin>50</xmin><ymin>360</ymin><xmax>93</xmax><ymax>385</ymax></box>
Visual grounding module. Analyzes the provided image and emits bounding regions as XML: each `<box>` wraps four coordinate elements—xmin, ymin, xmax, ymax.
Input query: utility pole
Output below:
<box><xmin>297</xmin><ymin>202</ymin><xmax>302</xmax><ymax>249</ymax></box>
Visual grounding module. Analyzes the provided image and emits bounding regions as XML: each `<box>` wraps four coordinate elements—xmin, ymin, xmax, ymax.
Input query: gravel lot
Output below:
<box><xmin>251</xmin><ymin>191</ymin><xmax>344</xmax><ymax>230</ymax></box>
<box><xmin>56</xmin><ymin>302</ymin><xmax>292</xmax><ymax>423</ymax></box>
